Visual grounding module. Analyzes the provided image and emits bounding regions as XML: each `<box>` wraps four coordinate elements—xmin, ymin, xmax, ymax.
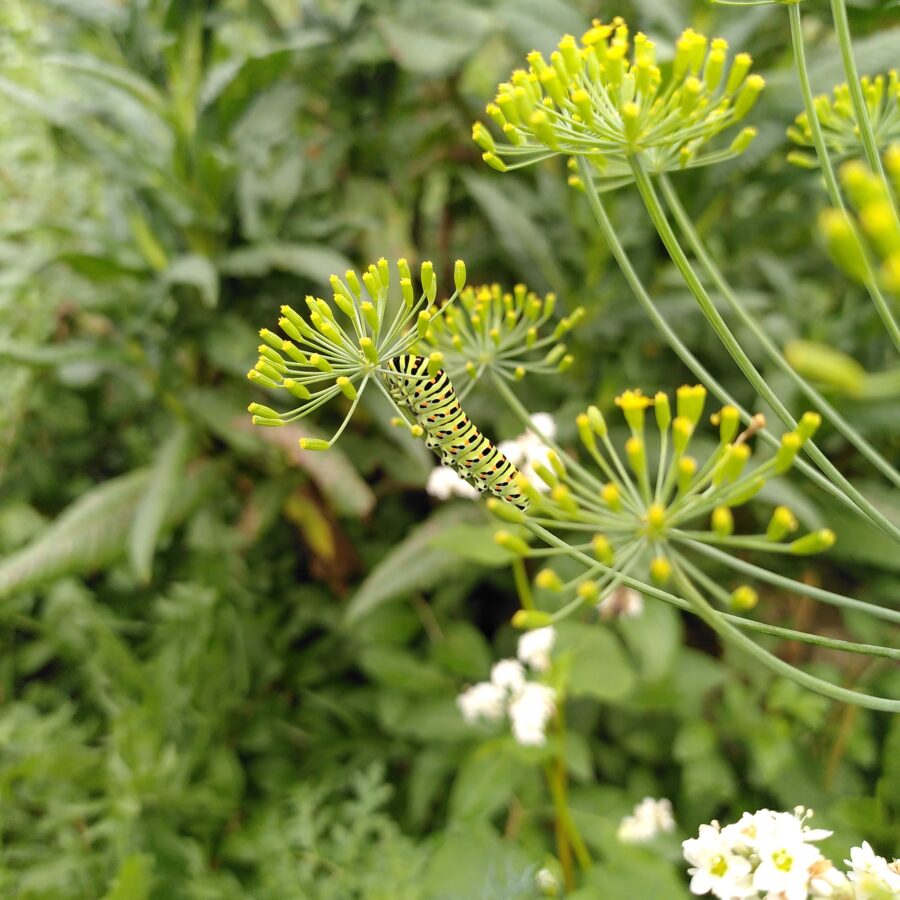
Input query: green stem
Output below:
<box><xmin>658</xmin><ymin>174</ymin><xmax>900</xmax><ymax>490</ymax></box>
<box><xmin>576</xmin><ymin>157</ymin><xmax>886</xmax><ymax>533</ymax></box>
<box><xmin>828</xmin><ymin>0</ymin><xmax>889</xmax><ymax>179</ymax></box>
<box><xmin>671</xmin><ymin>550</ymin><xmax>900</xmax><ymax>661</ymax></box>
<box><xmin>629</xmin><ymin>157</ymin><xmax>900</xmax><ymax>543</ymax></box>
<box><xmin>676</xmin><ymin>537</ymin><xmax>900</xmax><ymax>624</ymax></box>
<box><xmin>524</xmin><ymin>520</ymin><xmax>900</xmax><ymax>712</ymax></box>
<box><xmin>670</xmin><ymin>558</ymin><xmax>895</xmax><ymax>712</ymax></box>
<box><xmin>788</xmin><ymin>2</ymin><xmax>900</xmax><ymax>351</ymax></box>
<box><xmin>513</xmin><ymin>557</ymin><xmax>534</xmax><ymax>610</ymax></box>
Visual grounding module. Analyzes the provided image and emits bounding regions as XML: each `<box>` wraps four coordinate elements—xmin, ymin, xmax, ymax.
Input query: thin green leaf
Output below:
<box><xmin>129</xmin><ymin>424</ymin><xmax>192</xmax><ymax>583</ymax></box>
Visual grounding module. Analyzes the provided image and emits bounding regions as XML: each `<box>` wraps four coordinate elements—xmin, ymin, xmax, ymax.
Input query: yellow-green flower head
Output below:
<box><xmin>476</xmin><ymin>20</ymin><xmax>762</xmax><ymax>187</ymax></box>
<box><xmin>788</xmin><ymin>71</ymin><xmax>900</xmax><ymax>167</ymax></box>
<box><xmin>491</xmin><ymin>389</ymin><xmax>832</xmax><ymax>620</ymax></box>
<box><xmin>817</xmin><ymin>151</ymin><xmax>900</xmax><ymax>293</ymax></box>
<box><xmin>247</xmin><ymin>257</ymin><xmax>466</xmax><ymax>448</ymax></box>
<box><xmin>414</xmin><ymin>282</ymin><xmax>584</xmax><ymax>386</ymax></box>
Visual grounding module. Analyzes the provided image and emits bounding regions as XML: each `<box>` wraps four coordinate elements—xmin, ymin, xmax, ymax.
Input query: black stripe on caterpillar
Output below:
<box><xmin>386</xmin><ymin>355</ymin><xmax>529</xmax><ymax>510</ymax></box>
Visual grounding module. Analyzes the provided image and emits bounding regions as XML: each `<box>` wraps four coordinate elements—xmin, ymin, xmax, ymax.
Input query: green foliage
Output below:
<box><xmin>0</xmin><ymin>0</ymin><xmax>898</xmax><ymax>896</ymax></box>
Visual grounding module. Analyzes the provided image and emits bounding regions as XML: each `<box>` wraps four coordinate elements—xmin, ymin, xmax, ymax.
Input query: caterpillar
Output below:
<box><xmin>386</xmin><ymin>355</ymin><xmax>529</xmax><ymax>510</ymax></box>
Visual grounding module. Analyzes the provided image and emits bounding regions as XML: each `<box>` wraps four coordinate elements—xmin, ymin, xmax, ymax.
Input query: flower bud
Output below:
<box><xmin>299</xmin><ymin>438</ymin><xmax>331</xmax><ymax>451</ymax></box>
<box><xmin>336</xmin><ymin>377</ymin><xmax>357</xmax><ymax>400</ymax></box>
<box><xmin>482</xmin><ymin>152</ymin><xmax>508</xmax><ymax>172</ymax></box>
<box><xmin>766</xmin><ymin>506</ymin><xmax>798</xmax><ymax>542</ymax></box>
<box><xmin>587</xmin><ymin>405</ymin><xmax>607</xmax><ymax>437</ymax></box>
<box><xmin>797</xmin><ymin>411</ymin><xmax>821</xmax><ymax>443</ymax></box>
<box><xmin>733</xmin><ymin>74</ymin><xmax>764</xmax><ymax>119</ymax></box>
<box><xmin>427</xmin><ymin>352</ymin><xmax>444</xmax><ymax>377</ymax></box>
<box><xmin>789</xmin><ymin>529</ymin><xmax>836</xmax><ymax>555</ymax></box>
<box><xmin>672</xmin><ymin>416</ymin><xmax>694</xmax><ymax>458</ymax></box>
<box><xmin>646</xmin><ymin>503</ymin><xmax>666</xmax><ymax>535</ymax></box>
<box><xmin>550</xmin><ymin>484</ymin><xmax>579</xmax><ymax>514</ymax></box>
<box><xmin>676</xmin><ymin>384</ymin><xmax>707</xmax><ymax>425</ymax></box>
<box><xmin>819</xmin><ymin>209</ymin><xmax>868</xmax><ymax>283</ymax></box>
<box><xmin>729</xmin><ymin>127</ymin><xmax>757</xmax><ymax>155</ymax></box>
<box><xmin>712</xmin><ymin>405</ymin><xmax>740</xmax><ymax>443</ymax></box>
<box><xmin>486</xmin><ymin>497</ymin><xmax>528</xmax><ymax>524</ymax></box>
<box><xmin>309</xmin><ymin>353</ymin><xmax>333</xmax><ymax>373</ymax></box>
<box><xmin>259</xmin><ymin>328</ymin><xmax>283</xmax><ymax>350</ymax></box>
<box><xmin>361</xmin><ymin>301</ymin><xmax>379</xmax><ymax>332</ymax></box>
<box><xmin>654</xmin><ymin>392</ymin><xmax>671</xmax><ymax>432</ymax></box>
<box><xmin>601</xmin><ymin>483</ymin><xmax>620</xmax><ymax>511</ymax></box>
<box><xmin>535</xmin><ymin>568</ymin><xmax>563</xmax><ymax>592</ymax></box>
<box><xmin>625</xmin><ymin>436</ymin><xmax>646</xmax><ymax>476</ymax></box>
<box><xmin>345</xmin><ymin>270</ymin><xmax>362</xmax><ymax>298</ymax></box>
<box><xmin>494</xmin><ymin>530</ymin><xmax>531</xmax><ymax>556</ymax></box>
<box><xmin>577</xmin><ymin>580</ymin><xmax>599</xmax><ymax>602</ymax></box>
<box><xmin>254</xmin><ymin>359</ymin><xmax>282</xmax><ymax>382</ymax></box>
<box><xmin>282</xmin><ymin>379</ymin><xmax>311</xmax><ymax>400</ymax></box>
<box><xmin>649</xmin><ymin>557</ymin><xmax>671</xmax><ymax>585</ymax></box>
<box><xmin>677</xmin><ymin>456</ymin><xmax>697</xmax><ymax>494</ymax></box>
<box><xmin>417</xmin><ymin>310</ymin><xmax>432</xmax><ymax>340</ymax></box>
<box><xmin>730</xmin><ymin>585</ymin><xmax>758</xmax><ymax>612</ymax></box>
<box><xmin>785</xmin><ymin>340</ymin><xmax>865</xmax><ymax>396</ymax></box>
<box><xmin>247</xmin><ymin>368</ymin><xmax>279</xmax><ymax>388</ymax></box>
<box><xmin>453</xmin><ymin>259</ymin><xmax>467</xmax><ymax>293</ymax></box>
<box><xmin>774</xmin><ymin>432</ymin><xmax>802</xmax><ymax>474</ymax></box>
<box><xmin>712</xmin><ymin>505</ymin><xmax>734</xmax><ymax>537</ymax></box>
<box><xmin>248</xmin><ymin>402</ymin><xmax>281</xmax><ymax>420</ymax></box>
<box><xmin>472</xmin><ymin>121</ymin><xmax>495</xmax><ymax>153</ymax></box>
<box><xmin>512</xmin><ymin>610</ymin><xmax>554</xmax><ymax>629</ymax></box>
<box><xmin>592</xmin><ymin>534</ymin><xmax>614</xmax><ymax>565</ymax></box>
<box><xmin>725</xmin><ymin>53</ymin><xmax>753</xmax><ymax>95</ymax></box>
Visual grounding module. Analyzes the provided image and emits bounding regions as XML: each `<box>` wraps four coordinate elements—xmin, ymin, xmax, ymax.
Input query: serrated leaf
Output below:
<box><xmin>343</xmin><ymin>505</ymin><xmax>482</xmax><ymax>625</ymax></box>
<box><xmin>128</xmin><ymin>424</ymin><xmax>192</xmax><ymax>583</ymax></box>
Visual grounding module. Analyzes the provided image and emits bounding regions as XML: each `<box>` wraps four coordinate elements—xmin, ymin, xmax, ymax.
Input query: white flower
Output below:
<box><xmin>598</xmin><ymin>586</ymin><xmax>644</xmax><ymax>620</ymax></box>
<box><xmin>498</xmin><ymin>413</ymin><xmax>557</xmax><ymax>493</ymax></box>
<box><xmin>517</xmin><ymin>626</ymin><xmax>556</xmax><ymax>672</ymax></box>
<box><xmin>508</xmin><ymin>682</ymin><xmax>556</xmax><ymax>746</ymax></box>
<box><xmin>808</xmin><ymin>859</ymin><xmax>853</xmax><ymax>898</ymax></box>
<box><xmin>753</xmin><ymin>835</ymin><xmax>822</xmax><ymax>900</ymax></box>
<box><xmin>723</xmin><ymin>807</ymin><xmax>832</xmax><ymax>855</ymax></box>
<box><xmin>527</xmin><ymin>412</ymin><xmax>557</xmax><ymax>442</ymax></box>
<box><xmin>535</xmin><ymin>867</ymin><xmax>561</xmax><ymax>896</ymax></box>
<box><xmin>490</xmin><ymin>658</ymin><xmax>526</xmax><ymax>694</ymax></box>
<box><xmin>618</xmin><ymin>797</ymin><xmax>676</xmax><ymax>844</ymax></box>
<box><xmin>683</xmin><ymin>823</ymin><xmax>756</xmax><ymax>899</ymax></box>
<box><xmin>845</xmin><ymin>841</ymin><xmax>900</xmax><ymax>898</ymax></box>
<box><xmin>456</xmin><ymin>681</ymin><xmax>506</xmax><ymax>724</ymax></box>
<box><xmin>426</xmin><ymin>465</ymin><xmax>479</xmax><ymax>500</ymax></box>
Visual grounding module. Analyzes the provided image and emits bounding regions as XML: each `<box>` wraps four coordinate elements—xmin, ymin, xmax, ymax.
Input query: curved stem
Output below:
<box><xmin>658</xmin><ymin>174</ymin><xmax>900</xmax><ymax>490</ymax></box>
<box><xmin>523</xmin><ymin>520</ymin><xmax>900</xmax><ymax>712</ymax></box>
<box><xmin>788</xmin><ymin>2</ymin><xmax>900</xmax><ymax>351</ymax></box>
<box><xmin>575</xmin><ymin>156</ymin><xmax>890</xmax><ymax>530</ymax></box>
<box><xmin>629</xmin><ymin>157</ymin><xmax>900</xmax><ymax>543</ymax></box>
<box><xmin>671</xmin><ymin>551</ymin><xmax>900</xmax><ymax>661</ymax></box>
<box><xmin>677</xmin><ymin>538</ymin><xmax>900</xmax><ymax>624</ymax></box>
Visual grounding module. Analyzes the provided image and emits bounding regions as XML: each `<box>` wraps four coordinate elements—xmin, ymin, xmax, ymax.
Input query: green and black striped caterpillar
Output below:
<box><xmin>386</xmin><ymin>355</ymin><xmax>529</xmax><ymax>510</ymax></box>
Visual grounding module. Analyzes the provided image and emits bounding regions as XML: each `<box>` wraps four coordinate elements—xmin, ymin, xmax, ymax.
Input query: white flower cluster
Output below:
<box><xmin>683</xmin><ymin>807</ymin><xmax>900</xmax><ymax>900</ymax></box>
<box><xmin>456</xmin><ymin>626</ymin><xmax>557</xmax><ymax>747</ymax></box>
<box><xmin>618</xmin><ymin>797</ymin><xmax>676</xmax><ymax>844</ymax></box>
<box><xmin>425</xmin><ymin>413</ymin><xmax>557</xmax><ymax>501</ymax></box>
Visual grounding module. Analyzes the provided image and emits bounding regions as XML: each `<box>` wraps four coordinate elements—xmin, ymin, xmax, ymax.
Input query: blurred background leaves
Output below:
<box><xmin>0</xmin><ymin>0</ymin><xmax>897</xmax><ymax>896</ymax></box>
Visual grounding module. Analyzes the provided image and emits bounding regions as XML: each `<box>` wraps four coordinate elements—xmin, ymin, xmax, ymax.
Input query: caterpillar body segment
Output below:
<box><xmin>386</xmin><ymin>355</ymin><xmax>530</xmax><ymax>510</ymax></box>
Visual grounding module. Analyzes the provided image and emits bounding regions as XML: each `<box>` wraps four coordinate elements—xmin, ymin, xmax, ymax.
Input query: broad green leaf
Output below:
<box><xmin>342</xmin><ymin>505</ymin><xmax>483</xmax><ymax>625</ymax></box>
<box><xmin>462</xmin><ymin>172</ymin><xmax>567</xmax><ymax>295</ymax></box>
<box><xmin>430</xmin><ymin>621</ymin><xmax>493</xmax><ymax>679</ymax></box>
<box><xmin>373</xmin><ymin>7</ymin><xmax>492</xmax><ymax>76</ymax></box>
<box><xmin>497</xmin><ymin>0</ymin><xmax>587</xmax><ymax>55</ymax></box>
<box><xmin>0</xmin><ymin>463</ymin><xmax>209</xmax><ymax>601</ymax></box>
<box><xmin>47</xmin><ymin>54</ymin><xmax>167</xmax><ymax>117</ymax></box>
<box><xmin>102</xmin><ymin>853</ymin><xmax>153</xmax><ymax>899</ymax></box>
<box><xmin>447</xmin><ymin>741</ymin><xmax>532</xmax><ymax>823</ymax></box>
<box><xmin>571</xmin><ymin>856</ymin><xmax>690</xmax><ymax>900</ymax></box>
<box><xmin>617</xmin><ymin>598</ymin><xmax>682</xmax><ymax>683</ymax></box>
<box><xmin>557</xmin><ymin>621</ymin><xmax>637</xmax><ymax>702</ymax></box>
<box><xmin>165</xmin><ymin>253</ymin><xmax>220</xmax><ymax>308</ymax></box>
<box><xmin>57</xmin><ymin>252</ymin><xmax>147</xmax><ymax>281</ymax></box>
<box><xmin>358</xmin><ymin>645</ymin><xmax>450</xmax><ymax>693</ymax></box>
<box><xmin>128</xmin><ymin>424</ymin><xmax>192</xmax><ymax>583</ymax></box>
<box><xmin>427</xmin><ymin>523</ymin><xmax>512</xmax><ymax>567</ymax></box>
<box><xmin>218</xmin><ymin>242</ymin><xmax>353</xmax><ymax>286</ymax></box>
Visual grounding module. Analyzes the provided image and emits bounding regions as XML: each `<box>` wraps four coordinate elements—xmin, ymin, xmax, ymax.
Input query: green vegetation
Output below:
<box><xmin>0</xmin><ymin>1</ymin><xmax>897</xmax><ymax>897</ymax></box>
